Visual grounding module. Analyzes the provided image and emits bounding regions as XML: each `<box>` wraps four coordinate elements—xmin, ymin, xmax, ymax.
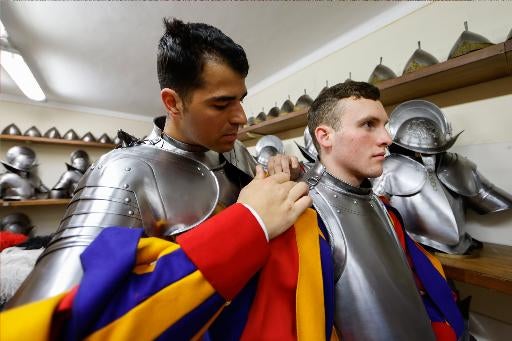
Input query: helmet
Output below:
<box><xmin>43</xmin><ymin>127</ymin><xmax>62</xmax><ymax>139</ymax></box>
<box><xmin>368</xmin><ymin>57</ymin><xmax>396</xmax><ymax>85</ymax></box>
<box><xmin>255</xmin><ymin>135</ymin><xmax>284</xmax><ymax>167</ymax></box>
<box><xmin>1</xmin><ymin>123</ymin><xmax>21</xmax><ymax>135</ymax></box>
<box><xmin>1</xmin><ymin>146</ymin><xmax>38</xmax><ymax>172</ymax></box>
<box><xmin>66</xmin><ymin>150</ymin><xmax>91</xmax><ymax>173</ymax></box>
<box><xmin>402</xmin><ymin>42</ymin><xmax>439</xmax><ymax>75</ymax></box>
<box><xmin>267</xmin><ymin>103</ymin><xmax>280</xmax><ymax>119</ymax></box>
<box><xmin>0</xmin><ymin>213</ymin><xmax>33</xmax><ymax>236</ymax></box>
<box><xmin>98</xmin><ymin>133</ymin><xmax>113</xmax><ymax>144</ymax></box>
<box><xmin>389</xmin><ymin>100</ymin><xmax>462</xmax><ymax>154</ymax></box>
<box><xmin>448</xmin><ymin>21</ymin><xmax>493</xmax><ymax>59</ymax></box>
<box><xmin>294</xmin><ymin>90</ymin><xmax>313</xmax><ymax>111</ymax></box>
<box><xmin>63</xmin><ymin>129</ymin><xmax>80</xmax><ymax>140</ymax></box>
<box><xmin>23</xmin><ymin>126</ymin><xmax>42</xmax><ymax>138</ymax></box>
<box><xmin>81</xmin><ymin>132</ymin><xmax>97</xmax><ymax>143</ymax></box>
<box><xmin>280</xmin><ymin>97</ymin><xmax>294</xmax><ymax>115</ymax></box>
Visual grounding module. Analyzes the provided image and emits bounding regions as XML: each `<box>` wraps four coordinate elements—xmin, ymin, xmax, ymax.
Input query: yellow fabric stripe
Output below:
<box><xmin>133</xmin><ymin>237</ymin><xmax>180</xmax><ymax>274</ymax></box>
<box><xmin>295</xmin><ymin>208</ymin><xmax>326</xmax><ymax>341</ymax></box>
<box><xmin>86</xmin><ymin>270</ymin><xmax>217</xmax><ymax>341</ymax></box>
<box><xmin>0</xmin><ymin>292</ymin><xmax>67</xmax><ymax>341</ymax></box>
<box><xmin>416</xmin><ymin>242</ymin><xmax>446</xmax><ymax>278</ymax></box>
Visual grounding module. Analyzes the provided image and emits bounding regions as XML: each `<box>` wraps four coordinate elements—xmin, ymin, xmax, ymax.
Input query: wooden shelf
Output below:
<box><xmin>0</xmin><ymin>198</ymin><xmax>69</xmax><ymax>207</ymax></box>
<box><xmin>238</xmin><ymin>42</ymin><xmax>512</xmax><ymax>141</ymax></box>
<box><xmin>0</xmin><ymin>134</ymin><xmax>115</xmax><ymax>149</ymax></box>
<box><xmin>437</xmin><ymin>243</ymin><xmax>512</xmax><ymax>295</ymax></box>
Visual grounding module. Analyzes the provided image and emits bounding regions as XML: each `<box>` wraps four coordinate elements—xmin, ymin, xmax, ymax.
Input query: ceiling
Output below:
<box><xmin>0</xmin><ymin>2</ymin><xmax>418</xmax><ymax>119</ymax></box>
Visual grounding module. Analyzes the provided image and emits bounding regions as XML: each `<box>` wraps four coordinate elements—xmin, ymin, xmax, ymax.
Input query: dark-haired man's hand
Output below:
<box><xmin>267</xmin><ymin>154</ymin><xmax>301</xmax><ymax>180</ymax></box>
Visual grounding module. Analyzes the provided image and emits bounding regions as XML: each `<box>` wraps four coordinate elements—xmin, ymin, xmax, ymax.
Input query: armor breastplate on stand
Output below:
<box><xmin>303</xmin><ymin>162</ymin><xmax>434</xmax><ymax>341</ymax></box>
<box><xmin>7</xmin><ymin>116</ymin><xmax>255</xmax><ymax>308</ymax></box>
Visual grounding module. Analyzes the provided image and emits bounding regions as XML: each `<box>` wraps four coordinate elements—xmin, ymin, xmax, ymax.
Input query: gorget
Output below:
<box><xmin>303</xmin><ymin>162</ymin><xmax>435</xmax><ymax>341</ymax></box>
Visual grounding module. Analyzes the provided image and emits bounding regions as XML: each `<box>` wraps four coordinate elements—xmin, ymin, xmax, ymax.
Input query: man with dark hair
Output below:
<box><xmin>303</xmin><ymin>80</ymin><xmax>465</xmax><ymax>341</ymax></box>
<box><xmin>2</xmin><ymin>18</ymin><xmax>328</xmax><ymax>340</ymax></box>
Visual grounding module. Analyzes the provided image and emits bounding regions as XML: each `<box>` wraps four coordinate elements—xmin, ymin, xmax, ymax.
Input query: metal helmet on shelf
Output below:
<box><xmin>402</xmin><ymin>41</ymin><xmax>439</xmax><ymax>75</ymax></box>
<box><xmin>279</xmin><ymin>96</ymin><xmax>295</xmax><ymax>115</ymax></box>
<box><xmin>389</xmin><ymin>100</ymin><xmax>462</xmax><ymax>154</ymax></box>
<box><xmin>255</xmin><ymin>109</ymin><xmax>267</xmax><ymax>124</ymax></box>
<box><xmin>63</xmin><ymin>129</ymin><xmax>80</xmax><ymax>140</ymax></box>
<box><xmin>1</xmin><ymin>146</ymin><xmax>38</xmax><ymax>173</ymax></box>
<box><xmin>66</xmin><ymin>150</ymin><xmax>91</xmax><ymax>174</ymax></box>
<box><xmin>267</xmin><ymin>102</ymin><xmax>280</xmax><ymax>119</ymax></box>
<box><xmin>2</xmin><ymin>123</ymin><xmax>22</xmax><ymax>135</ymax></box>
<box><xmin>81</xmin><ymin>132</ymin><xmax>97</xmax><ymax>143</ymax></box>
<box><xmin>43</xmin><ymin>127</ymin><xmax>62</xmax><ymax>139</ymax></box>
<box><xmin>448</xmin><ymin>21</ymin><xmax>493</xmax><ymax>59</ymax></box>
<box><xmin>98</xmin><ymin>133</ymin><xmax>113</xmax><ymax>144</ymax></box>
<box><xmin>294</xmin><ymin>89</ymin><xmax>313</xmax><ymax>112</ymax></box>
<box><xmin>368</xmin><ymin>57</ymin><xmax>397</xmax><ymax>85</ymax></box>
<box><xmin>23</xmin><ymin>126</ymin><xmax>42</xmax><ymax>138</ymax></box>
<box><xmin>0</xmin><ymin>213</ymin><xmax>34</xmax><ymax>236</ymax></box>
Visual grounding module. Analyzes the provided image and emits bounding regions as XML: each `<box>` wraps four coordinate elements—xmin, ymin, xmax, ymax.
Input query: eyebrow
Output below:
<box><xmin>357</xmin><ymin>115</ymin><xmax>389</xmax><ymax>125</ymax></box>
<box><xmin>209</xmin><ymin>92</ymin><xmax>247</xmax><ymax>102</ymax></box>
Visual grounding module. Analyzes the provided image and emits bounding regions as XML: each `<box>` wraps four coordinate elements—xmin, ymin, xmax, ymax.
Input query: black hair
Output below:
<box><xmin>157</xmin><ymin>18</ymin><xmax>249</xmax><ymax>101</ymax></box>
<box><xmin>308</xmin><ymin>80</ymin><xmax>380</xmax><ymax>152</ymax></box>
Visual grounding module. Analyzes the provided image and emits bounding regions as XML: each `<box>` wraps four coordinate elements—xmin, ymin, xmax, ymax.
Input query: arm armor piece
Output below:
<box><xmin>437</xmin><ymin>152</ymin><xmax>512</xmax><ymax>213</ymax></box>
<box><xmin>373</xmin><ymin>154</ymin><xmax>427</xmax><ymax>196</ymax></box>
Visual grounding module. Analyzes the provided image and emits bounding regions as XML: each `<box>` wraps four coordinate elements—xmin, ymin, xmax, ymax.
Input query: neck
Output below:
<box><xmin>321</xmin><ymin>157</ymin><xmax>362</xmax><ymax>188</ymax></box>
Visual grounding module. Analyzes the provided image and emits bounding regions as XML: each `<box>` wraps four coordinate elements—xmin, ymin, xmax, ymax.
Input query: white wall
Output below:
<box><xmin>0</xmin><ymin>100</ymin><xmax>153</xmax><ymax>234</ymax></box>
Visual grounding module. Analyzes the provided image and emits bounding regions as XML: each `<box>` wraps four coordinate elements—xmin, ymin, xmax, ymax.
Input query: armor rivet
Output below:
<box><xmin>90</xmin><ymin>166</ymin><xmax>94</xmax><ymax>170</ymax></box>
<box><xmin>197</xmin><ymin>167</ymin><xmax>201</xmax><ymax>171</ymax></box>
<box><xmin>124</xmin><ymin>197</ymin><xmax>131</xmax><ymax>203</ymax></box>
<box><xmin>336</xmin><ymin>209</ymin><xmax>341</xmax><ymax>213</ymax></box>
<box><xmin>125</xmin><ymin>167</ymin><xmax>131</xmax><ymax>171</ymax></box>
<box><xmin>97</xmin><ymin>165</ymin><xmax>102</xmax><ymax>169</ymax></box>
<box><xmin>201</xmin><ymin>172</ymin><xmax>204</xmax><ymax>176</ymax></box>
<box><xmin>353</xmin><ymin>200</ymin><xmax>358</xmax><ymax>204</ymax></box>
<box><xmin>334</xmin><ymin>194</ymin><xmax>338</xmax><ymax>198</ymax></box>
<box><xmin>123</xmin><ymin>184</ymin><xmax>129</xmax><ymax>189</ymax></box>
<box><xmin>128</xmin><ymin>210</ymin><xmax>134</xmax><ymax>215</ymax></box>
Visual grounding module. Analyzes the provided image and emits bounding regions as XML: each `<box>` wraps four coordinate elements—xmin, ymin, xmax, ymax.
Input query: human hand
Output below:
<box><xmin>237</xmin><ymin>165</ymin><xmax>311</xmax><ymax>239</ymax></box>
<box><xmin>266</xmin><ymin>154</ymin><xmax>301</xmax><ymax>180</ymax></box>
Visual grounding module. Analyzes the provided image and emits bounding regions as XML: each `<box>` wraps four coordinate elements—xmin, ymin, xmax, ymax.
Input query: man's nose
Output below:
<box><xmin>230</xmin><ymin>104</ymin><xmax>247</xmax><ymax>126</ymax></box>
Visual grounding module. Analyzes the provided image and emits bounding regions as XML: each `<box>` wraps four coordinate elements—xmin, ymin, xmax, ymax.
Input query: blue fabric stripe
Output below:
<box><xmin>71</xmin><ymin>227</ymin><xmax>143</xmax><ymax>340</ymax></box>
<box><xmin>91</xmin><ymin>247</ymin><xmax>197</xmax><ymax>332</ymax></box>
<box><xmin>317</xmin><ymin>215</ymin><xmax>334</xmax><ymax>340</ymax></box>
<box><xmin>207</xmin><ymin>274</ymin><xmax>259</xmax><ymax>340</ymax></box>
<box><xmin>406</xmin><ymin>235</ymin><xmax>465</xmax><ymax>338</ymax></box>
<box><xmin>155</xmin><ymin>292</ymin><xmax>225</xmax><ymax>341</ymax></box>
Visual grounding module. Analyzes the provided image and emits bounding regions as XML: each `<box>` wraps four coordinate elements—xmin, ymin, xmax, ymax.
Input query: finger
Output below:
<box><xmin>273</xmin><ymin>156</ymin><xmax>284</xmax><ymax>174</ymax></box>
<box><xmin>291</xmin><ymin>195</ymin><xmax>313</xmax><ymax>217</ymax></box>
<box><xmin>267</xmin><ymin>170</ymin><xmax>291</xmax><ymax>183</ymax></box>
<box><xmin>287</xmin><ymin>181</ymin><xmax>309</xmax><ymax>202</ymax></box>
<box><xmin>255</xmin><ymin>164</ymin><xmax>266</xmax><ymax>179</ymax></box>
<box><xmin>266</xmin><ymin>157</ymin><xmax>275</xmax><ymax>175</ymax></box>
<box><xmin>281</xmin><ymin>157</ymin><xmax>290</xmax><ymax>174</ymax></box>
<box><xmin>291</xmin><ymin>156</ymin><xmax>299</xmax><ymax>169</ymax></box>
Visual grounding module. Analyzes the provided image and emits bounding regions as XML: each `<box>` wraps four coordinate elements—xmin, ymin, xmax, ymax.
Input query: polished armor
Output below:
<box><xmin>375</xmin><ymin>100</ymin><xmax>512</xmax><ymax>254</ymax></box>
<box><xmin>303</xmin><ymin>162</ymin><xmax>435</xmax><ymax>341</ymax></box>
<box><xmin>50</xmin><ymin>150</ymin><xmax>91</xmax><ymax>198</ymax></box>
<box><xmin>7</xmin><ymin>116</ymin><xmax>255</xmax><ymax>308</ymax></box>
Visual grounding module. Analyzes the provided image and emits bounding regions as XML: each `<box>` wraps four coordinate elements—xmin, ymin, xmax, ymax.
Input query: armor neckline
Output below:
<box><xmin>308</xmin><ymin>162</ymin><xmax>372</xmax><ymax>196</ymax></box>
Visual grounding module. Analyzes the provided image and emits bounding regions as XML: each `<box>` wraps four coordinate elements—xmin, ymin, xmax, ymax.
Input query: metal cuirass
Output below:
<box><xmin>0</xmin><ymin>172</ymin><xmax>35</xmax><ymax>200</ymax></box>
<box><xmin>303</xmin><ymin>162</ymin><xmax>435</xmax><ymax>341</ymax></box>
<box><xmin>7</xmin><ymin>116</ymin><xmax>255</xmax><ymax>308</ymax></box>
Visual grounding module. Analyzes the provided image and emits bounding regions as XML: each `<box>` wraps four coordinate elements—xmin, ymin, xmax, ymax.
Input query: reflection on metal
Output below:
<box><xmin>63</xmin><ymin>129</ymin><xmax>80</xmax><ymax>140</ymax></box>
<box><xmin>403</xmin><ymin>42</ymin><xmax>439</xmax><ymax>75</ymax></box>
<box><xmin>0</xmin><ymin>213</ymin><xmax>33</xmax><ymax>236</ymax></box>
<box><xmin>23</xmin><ymin>126</ymin><xmax>42</xmax><ymax>138</ymax></box>
<box><xmin>368</xmin><ymin>57</ymin><xmax>396</xmax><ymax>85</ymax></box>
<box><xmin>246</xmin><ymin>116</ymin><xmax>256</xmax><ymax>126</ymax></box>
<box><xmin>1</xmin><ymin>146</ymin><xmax>38</xmax><ymax>172</ymax></box>
<box><xmin>254</xmin><ymin>135</ymin><xmax>284</xmax><ymax>167</ymax></box>
<box><xmin>43</xmin><ymin>127</ymin><xmax>61</xmax><ymax>139</ymax></box>
<box><xmin>2</xmin><ymin>123</ymin><xmax>22</xmax><ymax>135</ymax></box>
<box><xmin>448</xmin><ymin>21</ymin><xmax>493</xmax><ymax>59</ymax></box>
<box><xmin>294</xmin><ymin>89</ymin><xmax>313</xmax><ymax>111</ymax></box>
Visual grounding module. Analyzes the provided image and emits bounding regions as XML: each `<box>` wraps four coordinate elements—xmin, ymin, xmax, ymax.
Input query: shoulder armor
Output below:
<box><xmin>222</xmin><ymin>140</ymin><xmax>256</xmax><ymax>178</ymax></box>
<box><xmin>437</xmin><ymin>152</ymin><xmax>478</xmax><ymax>196</ymax></box>
<box><xmin>67</xmin><ymin>145</ymin><xmax>219</xmax><ymax>236</ymax></box>
<box><xmin>374</xmin><ymin>154</ymin><xmax>427</xmax><ymax>196</ymax></box>
<box><xmin>0</xmin><ymin>172</ymin><xmax>35</xmax><ymax>200</ymax></box>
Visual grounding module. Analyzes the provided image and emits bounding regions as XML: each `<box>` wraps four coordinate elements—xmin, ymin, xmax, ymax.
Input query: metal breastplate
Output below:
<box><xmin>388</xmin><ymin>154</ymin><xmax>471</xmax><ymax>254</ymax></box>
<box><xmin>7</xmin><ymin>120</ymin><xmax>250</xmax><ymax>308</ymax></box>
<box><xmin>303</xmin><ymin>162</ymin><xmax>434</xmax><ymax>341</ymax></box>
<box><xmin>0</xmin><ymin>172</ymin><xmax>35</xmax><ymax>200</ymax></box>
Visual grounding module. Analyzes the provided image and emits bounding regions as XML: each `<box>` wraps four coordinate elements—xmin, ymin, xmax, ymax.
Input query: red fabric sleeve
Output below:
<box><xmin>177</xmin><ymin>203</ymin><xmax>269</xmax><ymax>300</ymax></box>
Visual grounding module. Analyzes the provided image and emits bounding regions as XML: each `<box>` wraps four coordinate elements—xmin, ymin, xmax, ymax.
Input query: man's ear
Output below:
<box><xmin>315</xmin><ymin>125</ymin><xmax>334</xmax><ymax>150</ymax></box>
<box><xmin>161</xmin><ymin>88</ymin><xmax>183</xmax><ymax>119</ymax></box>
